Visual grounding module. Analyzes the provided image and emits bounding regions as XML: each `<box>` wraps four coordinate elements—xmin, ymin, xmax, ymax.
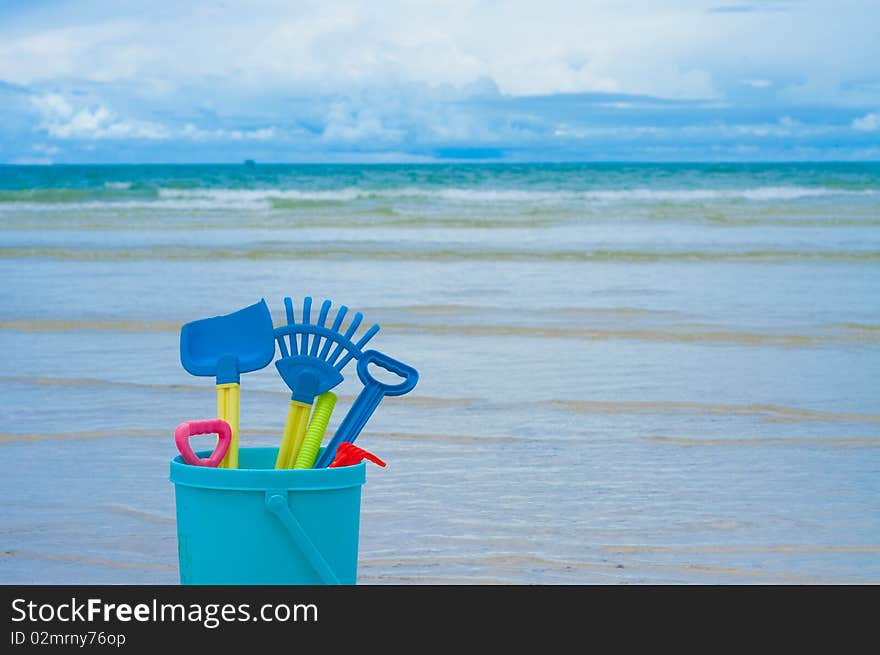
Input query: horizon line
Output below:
<box><xmin>3</xmin><ymin>160</ymin><xmax>880</xmax><ymax>167</ymax></box>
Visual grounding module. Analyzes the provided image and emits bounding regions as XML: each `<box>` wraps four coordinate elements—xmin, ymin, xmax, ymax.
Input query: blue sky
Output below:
<box><xmin>1</xmin><ymin>0</ymin><xmax>878</xmax><ymax>163</ymax></box>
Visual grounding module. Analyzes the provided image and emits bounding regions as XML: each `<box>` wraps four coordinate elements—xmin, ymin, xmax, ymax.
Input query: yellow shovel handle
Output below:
<box><xmin>216</xmin><ymin>382</ymin><xmax>240</xmax><ymax>469</ymax></box>
<box><xmin>275</xmin><ymin>399</ymin><xmax>312</xmax><ymax>469</ymax></box>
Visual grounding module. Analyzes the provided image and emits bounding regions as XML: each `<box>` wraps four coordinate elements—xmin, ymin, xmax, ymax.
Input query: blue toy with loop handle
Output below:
<box><xmin>314</xmin><ymin>349</ymin><xmax>419</xmax><ymax>468</ymax></box>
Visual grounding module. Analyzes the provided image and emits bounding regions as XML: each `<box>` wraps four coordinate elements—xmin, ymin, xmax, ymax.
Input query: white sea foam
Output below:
<box><xmin>157</xmin><ymin>188</ymin><xmax>363</xmax><ymax>202</ymax></box>
<box><xmin>442</xmin><ymin>186</ymin><xmax>878</xmax><ymax>202</ymax></box>
<box><xmin>0</xmin><ymin>185</ymin><xmax>875</xmax><ymax>213</ymax></box>
<box><xmin>157</xmin><ymin>185</ymin><xmax>878</xmax><ymax>204</ymax></box>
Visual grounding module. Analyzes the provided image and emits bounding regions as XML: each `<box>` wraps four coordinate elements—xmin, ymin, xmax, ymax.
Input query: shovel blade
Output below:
<box><xmin>180</xmin><ymin>299</ymin><xmax>276</xmax><ymax>383</ymax></box>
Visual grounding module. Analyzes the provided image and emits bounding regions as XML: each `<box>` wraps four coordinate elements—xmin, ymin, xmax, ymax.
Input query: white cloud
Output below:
<box><xmin>9</xmin><ymin>142</ymin><xmax>62</xmax><ymax>164</ymax></box>
<box><xmin>3</xmin><ymin>0</ymin><xmax>879</xmax><ymax>110</ymax></box>
<box><xmin>31</xmin><ymin>93</ymin><xmax>74</xmax><ymax>118</ymax></box>
<box><xmin>32</xmin><ymin>143</ymin><xmax>61</xmax><ymax>156</ymax></box>
<box><xmin>0</xmin><ymin>0</ymin><xmax>877</xmax><ymax>115</ymax></box>
<box><xmin>550</xmin><ymin>116</ymin><xmax>836</xmax><ymax>141</ymax></box>
<box><xmin>0</xmin><ymin>1</ymin><xmax>771</xmax><ymax>101</ymax></box>
<box><xmin>31</xmin><ymin>93</ymin><xmax>169</xmax><ymax>139</ymax></box>
<box><xmin>321</xmin><ymin>100</ymin><xmax>404</xmax><ymax>143</ymax></box>
<box><xmin>554</xmin><ymin>124</ymin><xmax>661</xmax><ymax>139</ymax></box>
<box><xmin>3</xmin><ymin>2</ymin><xmax>878</xmax><ymax>161</ymax></box>
<box><xmin>0</xmin><ymin>19</ymin><xmax>144</xmax><ymax>85</ymax></box>
<box><xmin>29</xmin><ymin>92</ymin><xmax>280</xmax><ymax>142</ymax></box>
<box><xmin>180</xmin><ymin>124</ymin><xmax>277</xmax><ymax>141</ymax></box>
<box><xmin>852</xmin><ymin>112</ymin><xmax>880</xmax><ymax>131</ymax></box>
<box><xmin>732</xmin><ymin>115</ymin><xmax>804</xmax><ymax>137</ymax></box>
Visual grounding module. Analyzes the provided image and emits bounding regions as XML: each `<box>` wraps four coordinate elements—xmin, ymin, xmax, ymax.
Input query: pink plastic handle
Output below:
<box><xmin>174</xmin><ymin>419</ymin><xmax>232</xmax><ymax>467</ymax></box>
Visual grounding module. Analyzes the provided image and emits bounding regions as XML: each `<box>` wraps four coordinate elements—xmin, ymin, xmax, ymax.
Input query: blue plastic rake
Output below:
<box><xmin>272</xmin><ymin>296</ymin><xmax>379</xmax><ymax>468</ymax></box>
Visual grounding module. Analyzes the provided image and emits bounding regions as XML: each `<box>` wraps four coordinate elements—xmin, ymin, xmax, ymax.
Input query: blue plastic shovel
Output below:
<box><xmin>179</xmin><ymin>299</ymin><xmax>276</xmax><ymax>468</ymax></box>
<box><xmin>314</xmin><ymin>350</ymin><xmax>418</xmax><ymax>468</ymax></box>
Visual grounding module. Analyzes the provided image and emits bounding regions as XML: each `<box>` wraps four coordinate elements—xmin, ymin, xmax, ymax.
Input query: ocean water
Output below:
<box><xmin>1</xmin><ymin>162</ymin><xmax>878</xmax><ymax>584</ymax></box>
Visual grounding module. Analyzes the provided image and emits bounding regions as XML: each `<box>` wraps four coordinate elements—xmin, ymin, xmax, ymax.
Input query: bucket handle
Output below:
<box><xmin>265</xmin><ymin>491</ymin><xmax>340</xmax><ymax>584</ymax></box>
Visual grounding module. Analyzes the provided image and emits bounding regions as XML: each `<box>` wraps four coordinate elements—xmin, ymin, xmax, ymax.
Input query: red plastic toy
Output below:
<box><xmin>328</xmin><ymin>442</ymin><xmax>386</xmax><ymax>468</ymax></box>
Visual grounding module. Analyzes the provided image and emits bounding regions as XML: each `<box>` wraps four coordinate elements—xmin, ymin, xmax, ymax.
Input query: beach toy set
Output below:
<box><xmin>169</xmin><ymin>297</ymin><xmax>418</xmax><ymax>584</ymax></box>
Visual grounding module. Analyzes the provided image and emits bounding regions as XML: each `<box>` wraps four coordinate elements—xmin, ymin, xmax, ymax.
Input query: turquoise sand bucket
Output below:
<box><xmin>169</xmin><ymin>446</ymin><xmax>366</xmax><ymax>585</ymax></box>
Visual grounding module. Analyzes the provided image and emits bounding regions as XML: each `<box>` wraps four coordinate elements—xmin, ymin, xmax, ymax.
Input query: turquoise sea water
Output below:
<box><xmin>1</xmin><ymin>162</ymin><xmax>879</xmax><ymax>583</ymax></box>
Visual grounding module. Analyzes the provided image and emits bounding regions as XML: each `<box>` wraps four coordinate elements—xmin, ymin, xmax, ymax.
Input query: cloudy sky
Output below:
<box><xmin>1</xmin><ymin>0</ymin><xmax>878</xmax><ymax>163</ymax></box>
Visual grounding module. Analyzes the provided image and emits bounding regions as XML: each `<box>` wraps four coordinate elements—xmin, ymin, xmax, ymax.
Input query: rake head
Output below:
<box><xmin>274</xmin><ymin>296</ymin><xmax>380</xmax><ymax>404</ymax></box>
